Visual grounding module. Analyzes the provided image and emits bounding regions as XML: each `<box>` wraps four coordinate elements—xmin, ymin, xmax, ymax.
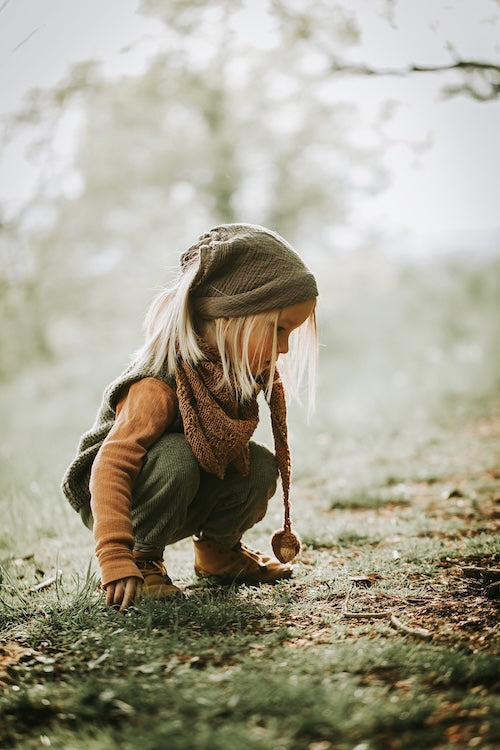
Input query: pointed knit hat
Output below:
<box><xmin>180</xmin><ymin>223</ymin><xmax>318</xmax><ymax>319</ymax></box>
<box><xmin>180</xmin><ymin>223</ymin><xmax>318</xmax><ymax>563</ymax></box>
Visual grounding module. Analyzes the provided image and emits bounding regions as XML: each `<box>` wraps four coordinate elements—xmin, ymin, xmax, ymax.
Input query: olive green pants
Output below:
<box><xmin>82</xmin><ymin>433</ymin><xmax>278</xmax><ymax>553</ymax></box>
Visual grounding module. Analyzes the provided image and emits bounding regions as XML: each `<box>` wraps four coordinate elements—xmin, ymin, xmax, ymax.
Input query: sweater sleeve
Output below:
<box><xmin>89</xmin><ymin>377</ymin><xmax>178</xmax><ymax>586</ymax></box>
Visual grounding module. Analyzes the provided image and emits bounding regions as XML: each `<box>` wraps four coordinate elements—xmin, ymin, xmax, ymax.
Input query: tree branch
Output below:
<box><xmin>328</xmin><ymin>58</ymin><xmax>500</xmax><ymax>100</ymax></box>
<box><xmin>329</xmin><ymin>59</ymin><xmax>500</xmax><ymax>77</ymax></box>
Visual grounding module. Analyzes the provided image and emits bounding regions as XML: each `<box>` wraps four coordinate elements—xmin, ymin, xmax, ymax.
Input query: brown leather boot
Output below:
<box><xmin>133</xmin><ymin>551</ymin><xmax>181</xmax><ymax>598</ymax></box>
<box><xmin>193</xmin><ymin>537</ymin><xmax>293</xmax><ymax>584</ymax></box>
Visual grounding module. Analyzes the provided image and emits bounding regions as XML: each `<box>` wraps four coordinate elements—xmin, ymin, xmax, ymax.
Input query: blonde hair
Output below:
<box><xmin>134</xmin><ymin>264</ymin><xmax>318</xmax><ymax>409</ymax></box>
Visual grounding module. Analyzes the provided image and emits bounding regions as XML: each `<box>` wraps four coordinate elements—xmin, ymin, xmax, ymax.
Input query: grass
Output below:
<box><xmin>1</xmin><ymin>253</ymin><xmax>499</xmax><ymax>748</ymax></box>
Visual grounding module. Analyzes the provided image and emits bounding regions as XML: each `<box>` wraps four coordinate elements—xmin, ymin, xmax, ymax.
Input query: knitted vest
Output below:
<box><xmin>61</xmin><ymin>364</ymin><xmax>180</xmax><ymax>513</ymax></box>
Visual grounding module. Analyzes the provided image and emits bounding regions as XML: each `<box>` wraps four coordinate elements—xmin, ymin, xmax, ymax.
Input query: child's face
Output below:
<box><xmin>248</xmin><ymin>298</ymin><xmax>316</xmax><ymax>374</ymax></box>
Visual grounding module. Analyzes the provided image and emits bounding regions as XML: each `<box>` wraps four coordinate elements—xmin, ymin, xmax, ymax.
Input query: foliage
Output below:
<box><xmin>2</xmin><ymin>1</ymin><xmax>500</xmax><ymax>377</ymax></box>
<box><xmin>1</xmin><ymin>0</ymin><xmax>388</xmax><ymax>377</ymax></box>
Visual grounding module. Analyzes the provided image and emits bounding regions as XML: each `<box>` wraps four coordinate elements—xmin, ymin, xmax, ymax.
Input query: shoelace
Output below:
<box><xmin>137</xmin><ymin>559</ymin><xmax>166</xmax><ymax>575</ymax></box>
<box><xmin>235</xmin><ymin>543</ymin><xmax>270</xmax><ymax>570</ymax></box>
<box><xmin>238</xmin><ymin>542</ymin><xmax>264</xmax><ymax>559</ymax></box>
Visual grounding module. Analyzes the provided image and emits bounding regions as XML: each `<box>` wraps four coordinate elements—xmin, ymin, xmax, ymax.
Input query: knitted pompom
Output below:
<box><xmin>271</xmin><ymin>528</ymin><xmax>301</xmax><ymax>563</ymax></box>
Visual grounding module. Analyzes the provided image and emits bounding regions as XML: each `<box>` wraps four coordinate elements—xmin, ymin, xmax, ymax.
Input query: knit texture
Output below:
<box><xmin>63</xmin><ymin>346</ymin><xmax>300</xmax><ymax>561</ymax></box>
<box><xmin>175</xmin><ymin>346</ymin><xmax>259</xmax><ymax>478</ymax></box>
<box><xmin>61</xmin><ymin>352</ymin><xmax>290</xmax><ymax>517</ymax></box>
<box><xmin>181</xmin><ymin>223</ymin><xmax>318</xmax><ymax>319</ymax></box>
<box><xmin>61</xmin><ymin>364</ymin><xmax>179</xmax><ymax>512</ymax></box>
<box><xmin>175</xmin><ymin>341</ymin><xmax>300</xmax><ymax>561</ymax></box>
<box><xmin>175</xmin><ymin>342</ymin><xmax>289</xmax><ymax>484</ymax></box>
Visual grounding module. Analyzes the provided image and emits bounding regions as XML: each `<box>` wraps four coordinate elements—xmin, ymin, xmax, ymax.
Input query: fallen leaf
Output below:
<box><xmin>0</xmin><ymin>642</ymin><xmax>36</xmax><ymax>686</ymax></box>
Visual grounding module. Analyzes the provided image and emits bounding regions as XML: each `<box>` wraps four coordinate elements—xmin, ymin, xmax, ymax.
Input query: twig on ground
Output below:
<box><xmin>341</xmin><ymin>582</ymin><xmax>433</xmax><ymax>637</ymax></box>
<box><xmin>390</xmin><ymin>613</ymin><xmax>432</xmax><ymax>640</ymax></box>
<box><xmin>29</xmin><ymin>571</ymin><xmax>62</xmax><ymax>593</ymax></box>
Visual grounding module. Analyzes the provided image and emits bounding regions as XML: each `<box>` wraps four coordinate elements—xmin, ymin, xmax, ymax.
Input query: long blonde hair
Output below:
<box><xmin>134</xmin><ymin>264</ymin><xmax>318</xmax><ymax>408</ymax></box>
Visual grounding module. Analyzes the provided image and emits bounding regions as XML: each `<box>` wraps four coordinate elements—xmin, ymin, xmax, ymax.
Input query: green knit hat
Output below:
<box><xmin>181</xmin><ymin>223</ymin><xmax>318</xmax><ymax>318</ymax></box>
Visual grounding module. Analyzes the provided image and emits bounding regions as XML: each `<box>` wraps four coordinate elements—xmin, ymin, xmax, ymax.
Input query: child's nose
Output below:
<box><xmin>278</xmin><ymin>333</ymin><xmax>289</xmax><ymax>355</ymax></box>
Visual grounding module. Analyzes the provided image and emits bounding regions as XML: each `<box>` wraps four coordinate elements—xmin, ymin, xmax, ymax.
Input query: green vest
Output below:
<box><xmin>61</xmin><ymin>363</ymin><xmax>180</xmax><ymax>512</ymax></box>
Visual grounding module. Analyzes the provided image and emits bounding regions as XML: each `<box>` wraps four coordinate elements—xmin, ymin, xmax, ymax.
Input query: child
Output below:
<box><xmin>62</xmin><ymin>223</ymin><xmax>318</xmax><ymax>612</ymax></box>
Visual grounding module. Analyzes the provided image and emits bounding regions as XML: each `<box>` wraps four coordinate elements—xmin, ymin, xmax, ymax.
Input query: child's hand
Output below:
<box><xmin>104</xmin><ymin>577</ymin><xmax>143</xmax><ymax>612</ymax></box>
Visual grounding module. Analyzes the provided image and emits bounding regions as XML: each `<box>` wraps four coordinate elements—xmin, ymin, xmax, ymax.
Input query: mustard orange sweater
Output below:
<box><xmin>89</xmin><ymin>378</ymin><xmax>178</xmax><ymax>586</ymax></box>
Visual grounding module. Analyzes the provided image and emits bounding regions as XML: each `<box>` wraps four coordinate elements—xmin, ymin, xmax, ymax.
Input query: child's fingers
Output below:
<box><xmin>104</xmin><ymin>578</ymin><xmax>141</xmax><ymax>611</ymax></box>
<box><xmin>119</xmin><ymin>578</ymin><xmax>140</xmax><ymax>613</ymax></box>
<box><xmin>104</xmin><ymin>581</ymin><xmax>125</xmax><ymax>608</ymax></box>
<box><xmin>112</xmin><ymin>581</ymin><xmax>126</xmax><ymax>608</ymax></box>
<box><xmin>105</xmin><ymin>582</ymin><xmax>118</xmax><ymax>607</ymax></box>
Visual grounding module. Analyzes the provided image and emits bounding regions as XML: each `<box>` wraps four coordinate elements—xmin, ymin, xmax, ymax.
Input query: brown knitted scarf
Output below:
<box><xmin>175</xmin><ymin>342</ymin><xmax>300</xmax><ymax>562</ymax></box>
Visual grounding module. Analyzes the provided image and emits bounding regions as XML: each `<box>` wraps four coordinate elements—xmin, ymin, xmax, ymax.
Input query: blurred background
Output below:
<box><xmin>0</xmin><ymin>0</ymin><xmax>499</xmax><ymax>519</ymax></box>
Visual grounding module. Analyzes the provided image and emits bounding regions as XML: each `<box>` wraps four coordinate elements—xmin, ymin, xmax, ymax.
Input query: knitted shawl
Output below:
<box><xmin>175</xmin><ymin>343</ymin><xmax>299</xmax><ymax>562</ymax></box>
<box><xmin>176</xmin><ymin>342</ymin><xmax>290</xmax><ymax>490</ymax></box>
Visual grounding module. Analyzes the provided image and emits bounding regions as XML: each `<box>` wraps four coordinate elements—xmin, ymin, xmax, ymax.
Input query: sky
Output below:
<box><xmin>1</xmin><ymin>0</ymin><xmax>499</xmax><ymax>255</ymax></box>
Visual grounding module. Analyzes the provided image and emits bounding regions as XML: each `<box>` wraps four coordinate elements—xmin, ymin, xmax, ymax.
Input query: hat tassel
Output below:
<box><xmin>271</xmin><ymin>488</ymin><xmax>301</xmax><ymax>563</ymax></box>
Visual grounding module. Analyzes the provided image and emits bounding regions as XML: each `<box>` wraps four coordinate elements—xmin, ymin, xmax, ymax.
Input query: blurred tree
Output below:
<box><xmin>1</xmin><ymin>0</ymin><xmax>390</xmax><ymax>378</ymax></box>
<box><xmin>2</xmin><ymin>0</ymin><xmax>498</xmax><ymax>377</ymax></box>
<box><xmin>60</xmin><ymin>0</ymin><xmax>383</xmax><ymax>248</ymax></box>
<box><xmin>0</xmin><ymin>219</ymin><xmax>51</xmax><ymax>378</ymax></box>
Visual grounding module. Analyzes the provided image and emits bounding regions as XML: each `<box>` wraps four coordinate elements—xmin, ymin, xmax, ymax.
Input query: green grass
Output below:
<box><xmin>1</xmin><ymin>253</ymin><xmax>499</xmax><ymax>748</ymax></box>
<box><xmin>0</xmin><ymin>574</ymin><xmax>498</xmax><ymax>748</ymax></box>
<box><xmin>0</xmin><ymin>569</ymin><xmax>498</xmax><ymax>745</ymax></box>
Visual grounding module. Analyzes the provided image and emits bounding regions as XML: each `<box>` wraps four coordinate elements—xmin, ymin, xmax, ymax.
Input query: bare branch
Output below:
<box><xmin>329</xmin><ymin>59</ymin><xmax>500</xmax><ymax>77</ymax></box>
<box><xmin>328</xmin><ymin>58</ymin><xmax>500</xmax><ymax>100</ymax></box>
